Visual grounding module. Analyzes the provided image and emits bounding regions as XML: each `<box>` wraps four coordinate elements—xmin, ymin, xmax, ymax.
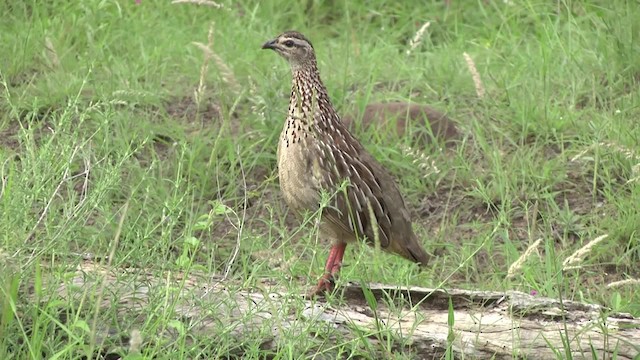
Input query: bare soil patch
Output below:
<box><xmin>165</xmin><ymin>95</ymin><xmax>222</xmax><ymax>126</ymax></box>
<box><xmin>0</xmin><ymin>121</ymin><xmax>22</xmax><ymax>152</ymax></box>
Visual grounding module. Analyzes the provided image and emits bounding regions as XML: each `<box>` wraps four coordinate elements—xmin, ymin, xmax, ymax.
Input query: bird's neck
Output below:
<box><xmin>288</xmin><ymin>61</ymin><xmax>337</xmax><ymax>128</ymax></box>
<box><xmin>282</xmin><ymin>60</ymin><xmax>354</xmax><ymax>149</ymax></box>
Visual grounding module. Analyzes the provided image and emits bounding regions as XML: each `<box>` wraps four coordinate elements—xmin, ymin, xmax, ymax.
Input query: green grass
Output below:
<box><xmin>1</xmin><ymin>0</ymin><xmax>639</xmax><ymax>358</ymax></box>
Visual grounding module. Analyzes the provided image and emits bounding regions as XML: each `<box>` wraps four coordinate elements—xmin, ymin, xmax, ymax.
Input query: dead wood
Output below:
<box><xmin>48</xmin><ymin>261</ymin><xmax>640</xmax><ymax>359</ymax></box>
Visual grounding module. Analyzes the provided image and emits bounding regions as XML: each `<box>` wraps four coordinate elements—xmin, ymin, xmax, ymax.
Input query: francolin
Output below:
<box><xmin>262</xmin><ymin>31</ymin><xmax>430</xmax><ymax>296</ymax></box>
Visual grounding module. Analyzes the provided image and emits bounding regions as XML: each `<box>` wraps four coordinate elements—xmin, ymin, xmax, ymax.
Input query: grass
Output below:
<box><xmin>1</xmin><ymin>0</ymin><xmax>639</xmax><ymax>358</ymax></box>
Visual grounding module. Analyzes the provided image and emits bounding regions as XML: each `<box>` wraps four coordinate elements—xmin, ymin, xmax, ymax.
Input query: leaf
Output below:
<box><xmin>167</xmin><ymin>320</ymin><xmax>186</xmax><ymax>336</ymax></box>
<box><xmin>210</xmin><ymin>200</ymin><xmax>231</xmax><ymax>216</ymax></box>
<box><xmin>175</xmin><ymin>254</ymin><xmax>190</xmax><ymax>268</ymax></box>
<box><xmin>73</xmin><ymin>320</ymin><xmax>90</xmax><ymax>334</ymax></box>
<box><xmin>122</xmin><ymin>355</ymin><xmax>146</xmax><ymax>360</ymax></box>
<box><xmin>193</xmin><ymin>213</ymin><xmax>212</xmax><ymax>231</ymax></box>
<box><xmin>446</xmin><ymin>296</ymin><xmax>456</xmax><ymax>360</ymax></box>
<box><xmin>184</xmin><ymin>236</ymin><xmax>200</xmax><ymax>247</ymax></box>
<box><xmin>611</xmin><ymin>292</ymin><xmax>622</xmax><ymax>310</ymax></box>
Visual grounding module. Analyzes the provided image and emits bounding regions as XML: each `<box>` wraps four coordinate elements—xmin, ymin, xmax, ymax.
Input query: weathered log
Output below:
<box><xmin>51</xmin><ymin>261</ymin><xmax>640</xmax><ymax>359</ymax></box>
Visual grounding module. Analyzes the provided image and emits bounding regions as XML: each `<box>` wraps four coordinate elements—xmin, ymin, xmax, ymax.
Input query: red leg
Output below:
<box><xmin>307</xmin><ymin>243</ymin><xmax>347</xmax><ymax>297</ymax></box>
<box><xmin>328</xmin><ymin>243</ymin><xmax>346</xmax><ymax>275</ymax></box>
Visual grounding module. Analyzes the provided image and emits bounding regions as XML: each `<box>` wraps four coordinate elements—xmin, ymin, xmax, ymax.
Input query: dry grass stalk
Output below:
<box><xmin>129</xmin><ymin>329</ymin><xmax>143</xmax><ymax>353</ymax></box>
<box><xmin>171</xmin><ymin>0</ymin><xmax>223</xmax><ymax>8</ymax></box>
<box><xmin>628</xmin><ymin>163</ymin><xmax>640</xmax><ymax>184</ymax></box>
<box><xmin>193</xmin><ymin>23</ymin><xmax>215</xmax><ymax>108</ymax></box>
<box><xmin>0</xmin><ymin>158</ymin><xmax>11</xmax><ymax>200</ymax></box>
<box><xmin>24</xmin><ymin>146</ymin><xmax>80</xmax><ymax>243</ymax></box>
<box><xmin>247</xmin><ymin>77</ymin><xmax>266</xmax><ymax>123</ymax></box>
<box><xmin>571</xmin><ymin>141</ymin><xmax>640</xmax><ymax>184</ymax></box>
<box><xmin>463</xmin><ymin>52</ymin><xmax>485</xmax><ymax>99</ymax></box>
<box><xmin>607</xmin><ymin>278</ymin><xmax>640</xmax><ymax>288</ymax></box>
<box><xmin>570</xmin><ymin>147</ymin><xmax>592</xmax><ymax>162</ymax></box>
<box><xmin>600</xmin><ymin>141</ymin><xmax>640</xmax><ymax>161</ymax></box>
<box><xmin>562</xmin><ymin>234</ymin><xmax>608</xmax><ymax>270</ymax></box>
<box><xmin>192</xmin><ymin>27</ymin><xmax>241</xmax><ymax>100</ymax></box>
<box><xmin>88</xmin><ymin>199</ymin><xmax>130</xmax><ymax>351</ymax></box>
<box><xmin>44</xmin><ymin>36</ymin><xmax>60</xmax><ymax>68</ymax></box>
<box><xmin>600</xmin><ymin>142</ymin><xmax>639</xmax><ymax>183</ymax></box>
<box><xmin>210</xmin><ymin>50</ymin><xmax>241</xmax><ymax>94</ymax></box>
<box><xmin>506</xmin><ymin>238</ymin><xmax>543</xmax><ymax>280</ymax></box>
<box><xmin>406</xmin><ymin>21</ymin><xmax>431</xmax><ymax>55</ymax></box>
<box><xmin>572</xmin><ymin>141</ymin><xmax>640</xmax><ymax>162</ymax></box>
<box><xmin>400</xmin><ymin>144</ymin><xmax>440</xmax><ymax>178</ymax></box>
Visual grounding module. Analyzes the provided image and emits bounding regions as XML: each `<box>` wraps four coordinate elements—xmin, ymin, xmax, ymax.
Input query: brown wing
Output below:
<box><xmin>311</xmin><ymin>121</ymin><xmax>395</xmax><ymax>249</ymax></box>
<box><xmin>317</xmin><ymin>142</ymin><xmax>431</xmax><ymax>266</ymax></box>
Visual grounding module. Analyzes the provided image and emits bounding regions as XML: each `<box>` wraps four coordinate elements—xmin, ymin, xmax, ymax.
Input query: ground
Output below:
<box><xmin>1</xmin><ymin>1</ymin><xmax>639</xmax><ymax>359</ymax></box>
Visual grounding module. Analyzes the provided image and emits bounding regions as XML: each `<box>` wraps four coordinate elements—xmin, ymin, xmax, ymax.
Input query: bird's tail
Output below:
<box><xmin>404</xmin><ymin>233</ymin><xmax>431</xmax><ymax>267</ymax></box>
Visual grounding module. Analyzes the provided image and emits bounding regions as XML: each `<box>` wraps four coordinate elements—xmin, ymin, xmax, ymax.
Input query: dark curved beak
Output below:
<box><xmin>262</xmin><ymin>39</ymin><xmax>277</xmax><ymax>50</ymax></box>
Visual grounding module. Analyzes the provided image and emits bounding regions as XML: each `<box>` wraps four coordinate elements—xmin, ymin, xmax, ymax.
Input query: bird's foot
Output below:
<box><xmin>304</xmin><ymin>274</ymin><xmax>335</xmax><ymax>299</ymax></box>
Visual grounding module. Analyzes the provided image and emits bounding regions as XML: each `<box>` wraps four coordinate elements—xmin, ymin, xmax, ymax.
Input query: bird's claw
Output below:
<box><xmin>303</xmin><ymin>274</ymin><xmax>335</xmax><ymax>299</ymax></box>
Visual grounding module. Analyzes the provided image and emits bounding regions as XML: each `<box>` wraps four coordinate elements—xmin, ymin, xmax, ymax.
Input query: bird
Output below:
<box><xmin>262</xmin><ymin>31</ymin><xmax>431</xmax><ymax>296</ymax></box>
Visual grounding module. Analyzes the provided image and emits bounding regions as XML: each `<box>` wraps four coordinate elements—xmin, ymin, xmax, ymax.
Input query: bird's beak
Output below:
<box><xmin>262</xmin><ymin>39</ymin><xmax>277</xmax><ymax>50</ymax></box>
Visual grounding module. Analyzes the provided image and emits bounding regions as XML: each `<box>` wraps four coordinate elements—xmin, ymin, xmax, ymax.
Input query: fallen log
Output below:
<box><xmin>48</xmin><ymin>261</ymin><xmax>640</xmax><ymax>358</ymax></box>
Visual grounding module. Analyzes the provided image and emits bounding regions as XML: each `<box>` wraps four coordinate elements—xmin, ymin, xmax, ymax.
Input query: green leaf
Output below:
<box><xmin>361</xmin><ymin>284</ymin><xmax>378</xmax><ymax>312</ymax></box>
<box><xmin>167</xmin><ymin>320</ymin><xmax>186</xmax><ymax>336</ymax></box>
<box><xmin>175</xmin><ymin>254</ymin><xmax>190</xmax><ymax>268</ymax></box>
<box><xmin>122</xmin><ymin>355</ymin><xmax>146</xmax><ymax>360</ymax></box>
<box><xmin>193</xmin><ymin>213</ymin><xmax>212</xmax><ymax>231</ymax></box>
<box><xmin>446</xmin><ymin>296</ymin><xmax>456</xmax><ymax>360</ymax></box>
<box><xmin>184</xmin><ymin>236</ymin><xmax>200</xmax><ymax>247</ymax></box>
<box><xmin>611</xmin><ymin>292</ymin><xmax>622</xmax><ymax>310</ymax></box>
<box><xmin>73</xmin><ymin>320</ymin><xmax>90</xmax><ymax>334</ymax></box>
<box><xmin>210</xmin><ymin>200</ymin><xmax>231</xmax><ymax>215</ymax></box>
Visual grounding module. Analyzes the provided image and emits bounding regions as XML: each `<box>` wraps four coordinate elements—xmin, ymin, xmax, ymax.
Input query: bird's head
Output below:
<box><xmin>262</xmin><ymin>31</ymin><xmax>316</xmax><ymax>68</ymax></box>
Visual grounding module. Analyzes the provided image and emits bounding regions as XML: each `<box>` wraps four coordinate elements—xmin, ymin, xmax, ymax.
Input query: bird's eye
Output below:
<box><xmin>283</xmin><ymin>40</ymin><xmax>295</xmax><ymax>48</ymax></box>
